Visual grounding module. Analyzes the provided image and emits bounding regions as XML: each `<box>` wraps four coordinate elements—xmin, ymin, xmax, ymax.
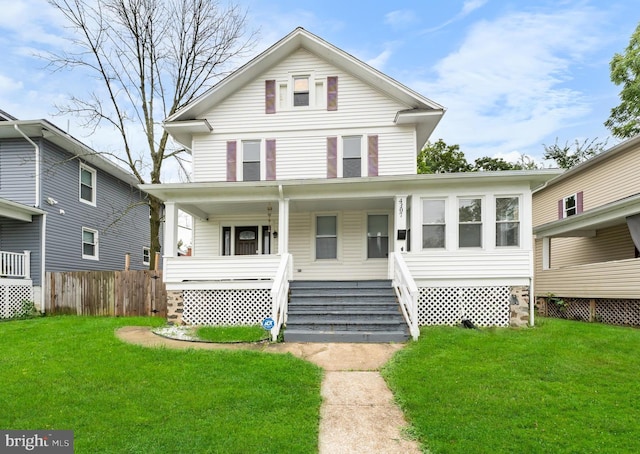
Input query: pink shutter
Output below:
<box><xmin>327</xmin><ymin>137</ymin><xmax>337</xmax><ymax>178</ymax></box>
<box><xmin>265</xmin><ymin>80</ymin><xmax>276</xmax><ymax>114</ymax></box>
<box><xmin>327</xmin><ymin>76</ymin><xmax>338</xmax><ymax>111</ymax></box>
<box><xmin>558</xmin><ymin>199</ymin><xmax>563</xmax><ymax>219</ymax></box>
<box><xmin>266</xmin><ymin>139</ymin><xmax>276</xmax><ymax>181</ymax></box>
<box><xmin>226</xmin><ymin>141</ymin><xmax>237</xmax><ymax>182</ymax></box>
<box><xmin>577</xmin><ymin>191</ymin><xmax>584</xmax><ymax>214</ymax></box>
<box><xmin>368</xmin><ymin>135</ymin><xmax>378</xmax><ymax>177</ymax></box>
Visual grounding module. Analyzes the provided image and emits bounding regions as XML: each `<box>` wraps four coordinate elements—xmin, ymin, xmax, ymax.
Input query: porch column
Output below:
<box><xmin>164</xmin><ymin>202</ymin><xmax>178</xmax><ymax>258</ymax></box>
<box><xmin>542</xmin><ymin>237</ymin><xmax>550</xmax><ymax>270</ymax></box>
<box><xmin>394</xmin><ymin>195</ymin><xmax>408</xmax><ymax>253</ymax></box>
<box><xmin>23</xmin><ymin>250</ymin><xmax>31</xmax><ymax>279</ymax></box>
<box><xmin>278</xmin><ymin>198</ymin><xmax>289</xmax><ymax>255</ymax></box>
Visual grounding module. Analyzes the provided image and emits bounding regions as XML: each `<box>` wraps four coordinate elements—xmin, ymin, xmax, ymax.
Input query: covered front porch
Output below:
<box><xmin>0</xmin><ymin>198</ymin><xmax>43</xmax><ymax>318</ymax></box>
<box><xmin>534</xmin><ymin>193</ymin><xmax>640</xmax><ymax>299</ymax></box>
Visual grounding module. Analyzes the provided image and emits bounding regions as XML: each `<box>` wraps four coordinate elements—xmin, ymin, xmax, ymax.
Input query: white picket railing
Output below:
<box><xmin>390</xmin><ymin>252</ymin><xmax>419</xmax><ymax>340</ymax></box>
<box><xmin>0</xmin><ymin>250</ymin><xmax>30</xmax><ymax>279</ymax></box>
<box><xmin>270</xmin><ymin>253</ymin><xmax>292</xmax><ymax>341</ymax></box>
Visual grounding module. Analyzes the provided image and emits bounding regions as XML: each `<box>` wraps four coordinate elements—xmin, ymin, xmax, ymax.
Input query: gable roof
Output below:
<box><xmin>0</xmin><ymin>119</ymin><xmax>140</xmax><ymax>187</ymax></box>
<box><xmin>164</xmin><ymin>27</ymin><xmax>445</xmax><ymax>148</ymax></box>
<box><xmin>535</xmin><ymin>134</ymin><xmax>640</xmax><ymax>192</ymax></box>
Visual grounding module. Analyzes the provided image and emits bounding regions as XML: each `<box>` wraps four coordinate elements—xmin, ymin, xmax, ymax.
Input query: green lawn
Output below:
<box><xmin>0</xmin><ymin>316</ymin><xmax>322</xmax><ymax>453</ymax></box>
<box><xmin>383</xmin><ymin>318</ymin><xmax>640</xmax><ymax>454</ymax></box>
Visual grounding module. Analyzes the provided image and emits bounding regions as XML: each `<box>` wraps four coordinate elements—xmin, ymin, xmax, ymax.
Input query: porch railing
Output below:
<box><xmin>1</xmin><ymin>250</ymin><xmax>30</xmax><ymax>279</ymax></box>
<box><xmin>270</xmin><ymin>253</ymin><xmax>292</xmax><ymax>341</ymax></box>
<box><xmin>390</xmin><ymin>252</ymin><xmax>419</xmax><ymax>340</ymax></box>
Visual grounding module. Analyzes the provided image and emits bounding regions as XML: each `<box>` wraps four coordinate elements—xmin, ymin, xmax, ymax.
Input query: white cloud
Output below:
<box><xmin>413</xmin><ymin>6</ymin><xmax>606</xmax><ymax>160</ymax></box>
<box><xmin>422</xmin><ymin>0</ymin><xmax>488</xmax><ymax>33</ymax></box>
<box><xmin>385</xmin><ymin>10</ymin><xmax>418</xmax><ymax>29</ymax></box>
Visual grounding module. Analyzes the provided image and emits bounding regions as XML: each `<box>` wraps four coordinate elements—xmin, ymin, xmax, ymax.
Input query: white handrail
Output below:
<box><xmin>0</xmin><ymin>251</ymin><xmax>30</xmax><ymax>279</ymax></box>
<box><xmin>270</xmin><ymin>253</ymin><xmax>292</xmax><ymax>341</ymax></box>
<box><xmin>390</xmin><ymin>252</ymin><xmax>420</xmax><ymax>340</ymax></box>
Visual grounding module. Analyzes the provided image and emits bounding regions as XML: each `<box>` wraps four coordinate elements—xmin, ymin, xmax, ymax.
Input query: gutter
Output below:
<box><xmin>13</xmin><ymin>124</ymin><xmax>41</xmax><ymax>208</ymax></box>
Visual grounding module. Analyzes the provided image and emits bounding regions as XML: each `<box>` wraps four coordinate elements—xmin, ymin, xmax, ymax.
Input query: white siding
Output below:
<box><xmin>404</xmin><ymin>251</ymin><xmax>532</xmax><ymax>287</ymax></box>
<box><xmin>193</xmin><ymin>219</ymin><xmax>219</xmax><ymax>256</ymax></box>
<box><xmin>192</xmin><ymin>48</ymin><xmax>418</xmax><ymax>182</ymax></box>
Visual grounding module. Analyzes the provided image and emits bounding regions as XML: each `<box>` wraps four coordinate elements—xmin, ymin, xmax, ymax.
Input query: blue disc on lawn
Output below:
<box><xmin>262</xmin><ymin>317</ymin><xmax>275</xmax><ymax>330</ymax></box>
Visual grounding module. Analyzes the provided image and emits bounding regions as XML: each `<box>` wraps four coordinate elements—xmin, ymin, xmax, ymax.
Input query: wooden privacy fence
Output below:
<box><xmin>45</xmin><ymin>270</ymin><xmax>167</xmax><ymax>317</ymax></box>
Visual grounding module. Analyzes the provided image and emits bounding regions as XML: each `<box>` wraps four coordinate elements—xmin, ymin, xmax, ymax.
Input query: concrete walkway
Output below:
<box><xmin>116</xmin><ymin>327</ymin><xmax>421</xmax><ymax>454</ymax></box>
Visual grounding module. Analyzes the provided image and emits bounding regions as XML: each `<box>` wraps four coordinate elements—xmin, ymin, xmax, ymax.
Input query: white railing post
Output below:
<box><xmin>391</xmin><ymin>252</ymin><xmax>420</xmax><ymax>341</ymax></box>
<box><xmin>23</xmin><ymin>250</ymin><xmax>31</xmax><ymax>279</ymax></box>
<box><xmin>270</xmin><ymin>253</ymin><xmax>291</xmax><ymax>341</ymax></box>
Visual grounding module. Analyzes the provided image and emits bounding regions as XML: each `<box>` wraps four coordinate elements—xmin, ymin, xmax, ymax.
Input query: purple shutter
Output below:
<box><xmin>558</xmin><ymin>199</ymin><xmax>563</xmax><ymax>219</ymax></box>
<box><xmin>266</xmin><ymin>139</ymin><xmax>276</xmax><ymax>181</ymax></box>
<box><xmin>226</xmin><ymin>141</ymin><xmax>237</xmax><ymax>182</ymax></box>
<box><xmin>265</xmin><ymin>80</ymin><xmax>276</xmax><ymax>114</ymax></box>
<box><xmin>327</xmin><ymin>76</ymin><xmax>338</xmax><ymax>111</ymax></box>
<box><xmin>368</xmin><ymin>135</ymin><xmax>378</xmax><ymax>177</ymax></box>
<box><xmin>577</xmin><ymin>191</ymin><xmax>584</xmax><ymax>214</ymax></box>
<box><xmin>327</xmin><ymin>137</ymin><xmax>337</xmax><ymax>178</ymax></box>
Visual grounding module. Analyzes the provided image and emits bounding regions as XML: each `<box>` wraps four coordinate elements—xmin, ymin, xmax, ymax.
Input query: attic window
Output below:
<box><xmin>293</xmin><ymin>76</ymin><xmax>310</xmax><ymax>106</ymax></box>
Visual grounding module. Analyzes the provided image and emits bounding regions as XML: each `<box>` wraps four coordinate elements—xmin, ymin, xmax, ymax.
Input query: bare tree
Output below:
<box><xmin>45</xmin><ymin>0</ymin><xmax>255</xmax><ymax>268</ymax></box>
<box><xmin>543</xmin><ymin>137</ymin><xmax>608</xmax><ymax>169</ymax></box>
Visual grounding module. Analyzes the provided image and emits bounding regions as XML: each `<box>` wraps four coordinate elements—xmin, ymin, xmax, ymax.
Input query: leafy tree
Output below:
<box><xmin>606</xmin><ymin>22</ymin><xmax>640</xmax><ymax>139</ymax></box>
<box><xmin>46</xmin><ymin>0</ymin><xmax>254</xmax><ymax>269</ymax></box>
<box><xmin>543</xmin><ymin>137</ymin><xmax>607</xmax><ymax>169</ymax></box>
<box><xmin>473</xmin><ymin>156</ymin><xmax>520</xmax><ymax>171</ymax></box>
<box><xmin>417</xmin><ymin>139</ymin><xmax>472</xmax><ymax>173</ymax></box>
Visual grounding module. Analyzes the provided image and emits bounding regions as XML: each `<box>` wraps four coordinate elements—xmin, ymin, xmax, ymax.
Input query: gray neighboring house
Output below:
<box><xmin>0</xmin><ymin>110</ymin><xmax>152</xmax><ymax>316</ymax></box>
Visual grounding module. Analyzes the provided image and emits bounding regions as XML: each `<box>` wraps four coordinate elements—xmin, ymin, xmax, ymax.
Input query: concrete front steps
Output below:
<box><xmin>284</xmin><ymin>280</ymin><xmax>410</xmax><ymax>343</ymax></box>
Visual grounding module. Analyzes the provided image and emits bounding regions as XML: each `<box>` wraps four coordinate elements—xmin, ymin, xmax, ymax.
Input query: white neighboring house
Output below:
<box><xmin>141</xmin><ymin>28</ymin><xmax>561</xmax><ymax>341</ymax></box>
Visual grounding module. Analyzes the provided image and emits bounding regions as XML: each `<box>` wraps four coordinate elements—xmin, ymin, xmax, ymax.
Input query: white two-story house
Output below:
<box><xmin>141</xmin><ymin>28</ymin><xmax>561</xmax><ymax>342</ymax></box>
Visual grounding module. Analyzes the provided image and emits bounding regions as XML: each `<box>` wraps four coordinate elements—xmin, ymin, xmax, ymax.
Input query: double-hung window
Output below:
<box><xmin>79</xmin><ymin>163</ymin><xmax>96</xmax><ymax>205</ymax></box>
<box><xmin>459</xmin><ymin>198</ymin><xmax>482</xmax><ymax>248</ymax></box>
<box><xmin>242</xmin><ymin>141</ymin><xmax>261</xmax><ymax>181</ymax></box>
<box><xmin>422</xmin><ymin>199</ymin><xmax>446</xmax><ymax>249</ymax></box>
<box><xmin>496</xmin><ymin>197</ymin><xmax>520</xmax><ymax>247</ymax></box>
<box><xmin>293</xmin><ymin>76</ymin><xmax>310</xmax><ymax>107</ymax></box>
<box><xmin>143</xmin><ymin>247</ymin><xmax>151</xmax><ymax>265</ymax></box>
<box><xmin>563</xmin><ymin>194</ymin><xmax>577</xmax><ymax>217</ymax></box>
<box><xmin>316</xmin><ymin>215</ymin><xmax>337</xmax><ymax>260</ymax></box>
<box><xmin>82</xmin><ymin>227</ymin><xmax>99</xmax><ymax>260</ymax></box>
<box><xmin>343</xmin><ymin>136</ymin><xmax>362</xmax><ymax>178</ymax></box>
<box><xmin>367</xmin><ymin>215</ymin><xmax>388</xmax><ymax>258</ymax></box>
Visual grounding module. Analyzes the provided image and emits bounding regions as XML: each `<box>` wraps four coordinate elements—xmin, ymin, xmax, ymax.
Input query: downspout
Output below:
<box><xmin>529</xmin><ymin>277</ymin><xmax>535</xmax><ymax>327</ymax></box>
<box><xmin>40</xmin><ymin>213</ymin><xmax>47</xmax><ymax>313</ymax></box>
<box><xmin>14</xmin><ymin>125</ymin><xmax>45</xmax><ymax>312</ymax></box>
<box><xmin>13</xmin><ymin>125</ymin><xmax>41</xmax><ymax>208</ymax></box>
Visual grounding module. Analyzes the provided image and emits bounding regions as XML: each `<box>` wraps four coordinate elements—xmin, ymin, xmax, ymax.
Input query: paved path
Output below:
<box><xmin>116</xmin><ymin>327</ymin><xmax>421</xmax><ymax>454</ymax></box>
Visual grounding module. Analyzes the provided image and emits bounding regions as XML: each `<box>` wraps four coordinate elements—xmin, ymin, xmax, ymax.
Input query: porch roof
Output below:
<box><xmin>533</xmin><ymin>192</ymin><xmax>640</xmax><ymax>238</ymax></box>
<box><xmin>141</xmin><ymin>170</ymin><xmax>561</xmax><ymax>219</ymax></box>
<box><xmin>0</xmin><ymin>198</ymin><xmax>45</xmax><ymax>222</ymax></box>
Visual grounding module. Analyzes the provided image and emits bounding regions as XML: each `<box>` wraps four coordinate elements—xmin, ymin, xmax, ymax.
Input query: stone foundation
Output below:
<box><xmin>166</xmin><ymin>290</ymin><xmax>185</xmax><ymax>325</ymax></box>
<box><xmin>509</xmin><ymin>286</ymin><xmax>530</xmax><ymax>327</ymax></box>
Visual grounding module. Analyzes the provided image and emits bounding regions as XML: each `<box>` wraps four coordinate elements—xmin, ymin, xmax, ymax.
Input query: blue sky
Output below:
<box><xmin>0</xmin><ymin>0</ymin><xmax>639</xmax><ymax>173</ymax></box>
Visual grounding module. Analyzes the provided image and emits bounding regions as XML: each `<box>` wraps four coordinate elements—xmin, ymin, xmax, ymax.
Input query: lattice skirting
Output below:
<box><xmin>418</xmin><ymin>286</ymin><xmax>511</xmax><ymax>327</ymax></box>
<box><xmin>543</xmin><ymin>297</ymin><xmax>640</xmax><ymax>326</ymax></box>
<box><xmin>182</xmin><ymin>289</ymin><xmax>271</xmax><ymax>325</ymax></box>
<box><xmin>0</xmin><ymin>280</ymin><xmax>34</xmax><ymax>319</ymax></box>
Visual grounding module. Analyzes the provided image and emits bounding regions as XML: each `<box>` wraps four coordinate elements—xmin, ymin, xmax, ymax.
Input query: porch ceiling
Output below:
<box><xmin>534</xmin><ymin>193</ymin><xmax>640</xmax><ymax>238</ymax></box>
<box><xmin>0</xmin><ymin>198</ymin><xmax>45</xmax><ymax>222</ymax></box>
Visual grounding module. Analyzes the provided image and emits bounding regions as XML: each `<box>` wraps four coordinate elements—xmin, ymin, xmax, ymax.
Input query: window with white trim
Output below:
<box><xmin>316</xmin><ymin>215</ymin><xmax>337</xmax><ymax>260</ymax></box>
<box><xmin>459</xmin><ymin>198</ymin><xmax>482</xmax><ymax>248</ymax></box>
<box><xmin>496</xmin><ymin>197</ymin><xmax>520</xmax><ymax>247</ymax></box>
<box><xmin>343</xmin><ymin>136</ymin><xmax>362</xmax><ymax>178</ymax></box>
<box><xmin>82</xmin><ymin>227</ymin><xmax>99</xmax><ymax>260</ymax></box>
<box><xmin>422</xmin><ymin>199</ymin><xmax>446</xmax><ymax>249</ymax></box>
<box><xmin>79</xmin><ymin>163</ymin><xmax>96</xmax><ymax>205</ymax></box>
<box><xmin>143</xmin><ymin>247</ymin><xmax>150</xmax><ymax>265</ymax></box>
<box><xmin>563</xmin><ymin>194</ymin><xmax>577</xmax><ymax>217</ymax></box>
<box><xmin>293</xmin><ymin>76</ymin><xmax>310</xmax><ymax>107</ymax></box>
<box><xmin>367</xmin><ymin>214</ymin><xmax>388</xmax><ymax>258</ymax></box>
<box><xmin>242</xmin><ymin>140</ymin><xmax>261</xmax><ymax>181</ymax></box>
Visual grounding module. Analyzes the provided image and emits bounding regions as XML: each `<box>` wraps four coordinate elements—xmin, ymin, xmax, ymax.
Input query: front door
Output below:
<box><xmin>235</xmin><ymin>226</ymin><xmax>259</xmax><ymax>255</ymax></box>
